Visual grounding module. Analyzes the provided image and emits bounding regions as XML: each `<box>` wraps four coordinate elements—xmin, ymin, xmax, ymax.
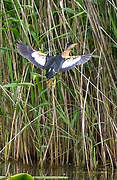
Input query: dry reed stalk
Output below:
<box><xmin>0</xmin><ymin>0</ymin><xmax>117</xmax><ymax>169</ymax></box>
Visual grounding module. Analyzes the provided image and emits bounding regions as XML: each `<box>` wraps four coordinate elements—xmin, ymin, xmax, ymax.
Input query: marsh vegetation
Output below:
<box><xmin>0</xmin><ymin>0</ymin><xmax>117</xmax><ymax>170</ymax></box>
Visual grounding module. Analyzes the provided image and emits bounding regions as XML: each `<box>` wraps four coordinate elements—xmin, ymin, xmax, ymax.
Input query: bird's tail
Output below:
<box><xmin>46</xmin><ymin>69</ymin><xmax>56</xmax><ymax>79</ymax></box>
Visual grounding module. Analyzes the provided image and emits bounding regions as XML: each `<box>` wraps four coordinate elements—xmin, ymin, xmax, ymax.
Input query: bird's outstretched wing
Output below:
<box><xmin>16</xmin><ymin>41</ymin><xmax>48</xmax><ymax>69</ymax></box>
<box><xmin>60</xmin><ymin>53</ymin><xmax>94</xmax><ymax>71</ymax></box>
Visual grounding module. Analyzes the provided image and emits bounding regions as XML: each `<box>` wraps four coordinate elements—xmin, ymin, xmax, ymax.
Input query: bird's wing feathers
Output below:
<box><xmin>60</xmin><ymin>53</ymin><xmax>93</xmax><ymax>71</ymax></box>
<box><xmin>17</xmin><ymin>41</ymin><xmax>94</xmax><ymax>74</ymax></box>
<box><xmin>16</xmin><ymin>41</ymin><xmax>47</xmax><ymax>69</ymax></box>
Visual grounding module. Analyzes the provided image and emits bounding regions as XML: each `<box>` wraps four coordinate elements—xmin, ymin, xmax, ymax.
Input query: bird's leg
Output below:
<box><xmin>47</xmin><ymin>79</ymin><xmax>51</xmax><ymax>88</ymax></box>
<box><xmin>52</xmin><ymin>76</ymin><xmax>56</xmax><ymax>88</ymax></box>
<box><xmin>47</xmin><ymin>77</ymin><xmax>56</xmax><ymax>88</ymax></box>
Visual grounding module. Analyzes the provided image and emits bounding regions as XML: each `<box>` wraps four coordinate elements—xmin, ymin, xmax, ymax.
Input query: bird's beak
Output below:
<box><xmin>73</xmin><ymin>43</ymin><xmax>78</xmax><ymax>46</ymax></box>
<box><xmin>67</xmin><ymin>43</ymin><xmax>78</xmax><ymax>50</ymax></box>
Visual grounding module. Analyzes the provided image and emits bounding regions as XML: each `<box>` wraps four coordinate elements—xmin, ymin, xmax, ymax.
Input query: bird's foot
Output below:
<box><xmin>47</xmin><ymin>77</ymin><xmax>56</xmax><ymax>88</ymax></box>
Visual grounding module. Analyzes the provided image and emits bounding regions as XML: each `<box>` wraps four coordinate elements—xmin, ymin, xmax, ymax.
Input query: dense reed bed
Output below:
<box><xmin>0</xmin><ymin>0</ymin><xmax>117</xmax><ymax>170</ymax></box>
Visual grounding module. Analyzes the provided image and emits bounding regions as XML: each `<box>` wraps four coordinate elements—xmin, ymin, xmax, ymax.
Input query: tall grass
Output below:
<box><xmin>0</xmin><ymin>0</ymin><xmax>117</xmax><ymax>170</ymax></box>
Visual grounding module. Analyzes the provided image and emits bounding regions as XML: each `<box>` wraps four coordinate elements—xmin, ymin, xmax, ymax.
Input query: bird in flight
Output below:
<box><xmin>16</xmin><ymin>41</ymin><xmax>94</xmax><ymax>79</ymax></box>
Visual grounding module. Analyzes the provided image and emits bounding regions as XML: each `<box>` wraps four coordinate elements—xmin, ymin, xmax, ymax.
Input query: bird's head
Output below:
<box><xmin>62</xmin><ymin>42</ymin><xmax>78</xmax><ymax>58</ymax></box>
<box><xmin>66</xmin><ymin>42</ymin><xmax>78</xmax><ymax>50</ymax></box>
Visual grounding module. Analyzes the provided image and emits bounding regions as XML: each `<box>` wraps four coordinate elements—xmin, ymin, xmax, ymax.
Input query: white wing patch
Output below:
<box><xmin>31</xmin><ymin>51</ymin><xmax>46</xmax><ymax>66</ymax></box>
<box><xmin>62</xmin><ymin>56</ymin><xmax>81</xmax><ymax>69</ymax></box>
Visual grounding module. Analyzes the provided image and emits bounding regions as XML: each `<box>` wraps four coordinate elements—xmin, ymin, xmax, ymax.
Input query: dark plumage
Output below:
<box><xmin>16</xmin><ymin>41</ymin><xmax>94</xmax><ymax>79</ymax></box>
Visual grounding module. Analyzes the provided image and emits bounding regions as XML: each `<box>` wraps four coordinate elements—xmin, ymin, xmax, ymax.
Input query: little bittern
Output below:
<box><xmin>16</xmin><ymin>41</ymin><xmax>94</xmax><ymax>79</ymax></box>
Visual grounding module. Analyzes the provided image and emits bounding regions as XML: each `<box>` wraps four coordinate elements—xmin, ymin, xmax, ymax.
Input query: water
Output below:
<box><xmin>0</xmin><ymin>162</ymin><xmax>117</xmax><ymax>180</ymax></box>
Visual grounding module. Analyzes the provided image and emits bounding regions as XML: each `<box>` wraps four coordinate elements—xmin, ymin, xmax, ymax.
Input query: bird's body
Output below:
<box><xmin>45</xmin><ymin>55</ymin><xmax>63</xmax><ymax>79</ymax></box>
<box><xmin>16</xmin><ymin>41</ymin><xmax>94</xmax><ymax>79</ymax></box>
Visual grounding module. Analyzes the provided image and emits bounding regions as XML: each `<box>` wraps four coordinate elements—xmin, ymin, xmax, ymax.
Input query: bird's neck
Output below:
<box><xmin>61</xmin><ymin>49</ymin><xmax>71</xmax><ymax>58</ymax></box>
